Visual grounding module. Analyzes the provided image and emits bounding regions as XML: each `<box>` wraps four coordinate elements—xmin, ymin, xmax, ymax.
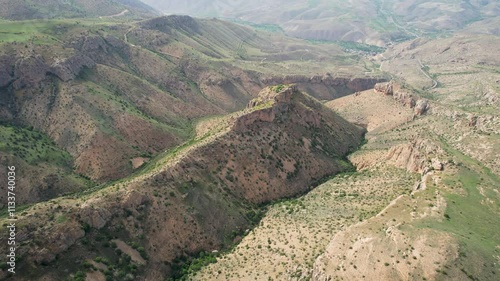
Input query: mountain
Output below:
<box><xmin>0</xmin><ymin>0</ymin><xmax>158</xmax><ymax>20</ymax></box>
<box><xmin>0</xmin><ymin>15</ymin><xmax>383</xmax><ymax>208</ymax></box>
<box><xmin>1</xmin><ymin>85</ymin><xmax>366</xmax><ymax>280</ymax></box>
<box><xmin>190</xmin><ymin>34</ymin><xmax>500</xmax><ymax>280</ymax></box>
<box><xmin>142</xmin><ymin>0</ymin><xmax>500</xmax><ymax>46</ymax></box>
<box><xmin>0</xmin><ymin>2</ymin><xmax>498</xmax><ymax>281</ymax></box>
<box><xmin>0</xmin><ymin>15</ymin><xmax>383</xmax><ymax>279</ymax></box>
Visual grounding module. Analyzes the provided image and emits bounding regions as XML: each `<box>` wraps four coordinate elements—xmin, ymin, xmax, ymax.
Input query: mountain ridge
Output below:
<box><xmin>0</xmin><ymin>0</ymin><xmax>159</xmax><ymax>20</ymax></box>
<box><xmin>1</xmin><ymin>85</ymin><xmax>366</xmax><ymax>280</ymax></box>
<box><xmin>141</xmin><ymin>0</ymin><xmax>500</xmax><ymax>46</ymax></box>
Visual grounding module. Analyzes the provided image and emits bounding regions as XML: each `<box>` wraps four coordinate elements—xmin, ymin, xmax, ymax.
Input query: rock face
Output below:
<box><xmin>386</xmin><ymin>138</ymin><xmax>444</xmax><ymax>175</ymax></box>
<box><xmin>414</xmin><ymin>99</ymin><xmax>430</xmax><ymax>115</ymax></box>
<box><xmin>4</xmin><ymin>53</ymin><xmax>96</xmax><ymax>89</ymax></box>
<box><xmin>374</xmin><ymin>81</ymin><xmax>393</xmax><ymax>95</ymax></box>
<box><xmin>393</xmin><ymin>89</ymin><xmax>417</xmax><ymax>108</ymax></box>
<box><xmin>51</xmin><ymin>54</ymin><xmax>95</xmax><ymax>82</ymax></box>
<box><xmin>7</xmin><ymin>86</ymin><xmax>365</xmax><ymax>280</ymax></box>
<box><xmin>374</xmin><ymin>81</ymin><xmax>430</xmax><ymax>115</ymax></box>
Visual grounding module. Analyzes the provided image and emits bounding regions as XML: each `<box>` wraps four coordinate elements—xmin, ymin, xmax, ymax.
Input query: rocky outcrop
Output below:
<box><xmin>431</xmin><ymin>105</ymin><xmax>500</xmax><ymax>135</ymax></box>
<box><xmin>121</xmin><ymin>190</ymin><xmax>150</xmax><ymax>209</ymax></box>
<box><xmin>386</xmin><ymin>138</ymin><xmax>445</xmax><ymax>175</ymax></box>
<box><xmin>374</xmin><ymin>81</ymin><xmax>393</xmax><ymax>95</ymax></box>
<box><xmin>237</xmin><ymin>85</ymin><xmax>302</xmax><ymax>131</ymax></box>
<box><xmin>51</xmin><ymin>54</ymin><xmax>96</xmax><ymax>81</ymax></box>
<box><xmin>79</xmin><ymin>206</ymin><xmax>112</xmax><ymax>229</ymax></box>
<box><xmin>414</xmin><ymin>99</ymin><xmax>430</xmax><ymax>115</ymax></box>
<box><xmin>374</xmin><ymin>81</ymin><xmax>430</xmax><ymax>115</ymax></box>
<box><xmin>393</xmin><ymin>89</ymin><xmax>417</xmax><ymax>108</ymax></box>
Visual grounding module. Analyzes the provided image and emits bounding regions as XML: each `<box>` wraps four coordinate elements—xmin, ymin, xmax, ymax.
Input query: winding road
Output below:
<box><xmin>417</xmin><ymin>59</ymin><xmax>438</xmax><ymax>89</ymax></box>
<box><xmin>102</xmin><ymin>9</ymin><xmax>129</xmax><ymax>18</ymax></box>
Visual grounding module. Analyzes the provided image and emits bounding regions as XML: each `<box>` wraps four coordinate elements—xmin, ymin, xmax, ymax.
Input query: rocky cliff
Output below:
<box><xmin>374</xmin><ymin>81</ymin><xmax>429</xmax><ymax>115</ymax></box>
<box><xmin>386</xmin><ymin>138</ymin><xmax>445</xmax><ymax>175</ymax></box>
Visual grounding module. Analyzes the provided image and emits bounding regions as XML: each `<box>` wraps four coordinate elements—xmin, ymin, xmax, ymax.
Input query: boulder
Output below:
<box><xmin>414</xmin><ymin>99</ymin><xmax>430</xmax><ymax>115</ymax></box>
<box><xmin>431</xmin><ymin>158</ymin><xmax>444</xmax><ymax>171</ymax></box>
<box><xmin>374</xmin><ymin>82</ymin><xmax>393</xmax><ymax>95</ymax></box>
<box><xmin>79</xmin><ymin>206</ymin><xmax>112</xmax><ymax>229</ymax></box>
<box><xmin>393</xmin><ymin>90</ymin><xmax>416</xmax><ymax>108</ymax></box>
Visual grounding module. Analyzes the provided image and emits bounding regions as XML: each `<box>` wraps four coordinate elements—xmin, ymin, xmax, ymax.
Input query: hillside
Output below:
<box><xmin>142</xmin><ymin>0</ymin><xmax>500</xmax><ymax>46</ymax></box>
<box><xmin>314</xmin><ymin>85</ymin><xmax>499</xmax><ymax>281</ymax></box>
<box><xmin>0</xmin><ymin>85</ymin><xmax>365</xmax><ymax>280</ymax></box>
<box><xmin>191</xmin><ymin>35</ymin><xmax>500</xmax><ymax>280</ymax></box>
<box><xmin>0</xmin><ymin>0</ymin><xmax>158</xmax><ymax>20</ymax></box>
<box><xmin>193</xmin><ymin>85</ymin><xmax>499</xmax><ymax>281</ymax></box>
<box><xmin>0</xmin><ymin>4</ymin><xmax>497</xmax><ymax>281</ymax></box>
<box><xmin>378</xmin><ymin>34</ymin><xmax>499</xmax><ymax>174</ymax></box>
<box><xmin>0</xmin><ymin>15</ymin><xmax>383</xmax><ymax>205</ymax></box>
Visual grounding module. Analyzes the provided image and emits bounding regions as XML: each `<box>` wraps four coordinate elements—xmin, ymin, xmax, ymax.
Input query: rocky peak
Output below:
<box><xmin>247</xmin><ymin>84</ymin><xmax>297</xmax><ymax>108</ymax></box>
<box><xmin>236</xmin><ymin>84</ymin><xmax>322</xmax><ymax>132</ymax></box>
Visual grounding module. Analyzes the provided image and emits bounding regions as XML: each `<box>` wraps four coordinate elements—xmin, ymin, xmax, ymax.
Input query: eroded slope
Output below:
<box><xmin>0</xmin><ymin>15</ymin><xmax>383</xmax><ymax>204</ymax></box>
<box><xmin>0</xmin><ymin>85</ymin><xmax>364</xmax><ymax>280</ymax></box>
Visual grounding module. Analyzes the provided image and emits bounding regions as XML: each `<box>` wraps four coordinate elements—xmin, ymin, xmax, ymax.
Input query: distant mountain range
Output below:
<box><xmin>0</xmin><ymin>0</ymin><xmax>159</xmax><ymax>20</ymax></box>
<box><xmin>142</xmin><ymin>0</ymin><xmax>500</xmax><ymax>46</ymax></box>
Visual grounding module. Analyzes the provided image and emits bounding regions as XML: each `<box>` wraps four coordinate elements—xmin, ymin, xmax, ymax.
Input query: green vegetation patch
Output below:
<box><xmin>0</xmin><ymin>124</ymin><xmax>72</xmax><ymax>166</ymax></box>
<box><xmin>0</xmin><ymin>18</ymin><xmax>129</xmax><ymax>45</ymax></box>
<box><xmin>0</xmin><ymin>20</ymin><xmax>47</xmax><ymax>43</ymax></box>
<box><xmin>334</xmin><ymin>41</ymin><xmax>385</xmax><ymax>54</ymax></box>
<box><xmin>168</xmin><ymin>251</ymin><xmax>219</xmax><ymax>280</ymax></box>
<box><xmin>415</xmin><ymin>138</ymin><xmax>499</xmax><ymax>280</ymax></box>
<box><xmin>306</xmin><ymin>39</ymin><xmax>385</xmax><ymax>54</ymax></box>
<box><xmin>226</xmin><ymin>19</ymin><xmax>284</xmax><ymax>33</ymax></box>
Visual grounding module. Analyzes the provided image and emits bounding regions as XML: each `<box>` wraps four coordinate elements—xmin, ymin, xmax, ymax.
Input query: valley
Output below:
<box><xmin>142</xmin><ymin>0</ymin><xmax>500</xmax><ymax>46</ymax></box>
<box><xmin>0</xmin><ymin>15</ymin><xmax>383</xmax><ymax>205</ymax></box>
<box><xmin>0</xmin><ymin>1</ymin><xmax>498</xmax><ymax>281</ymax></box>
